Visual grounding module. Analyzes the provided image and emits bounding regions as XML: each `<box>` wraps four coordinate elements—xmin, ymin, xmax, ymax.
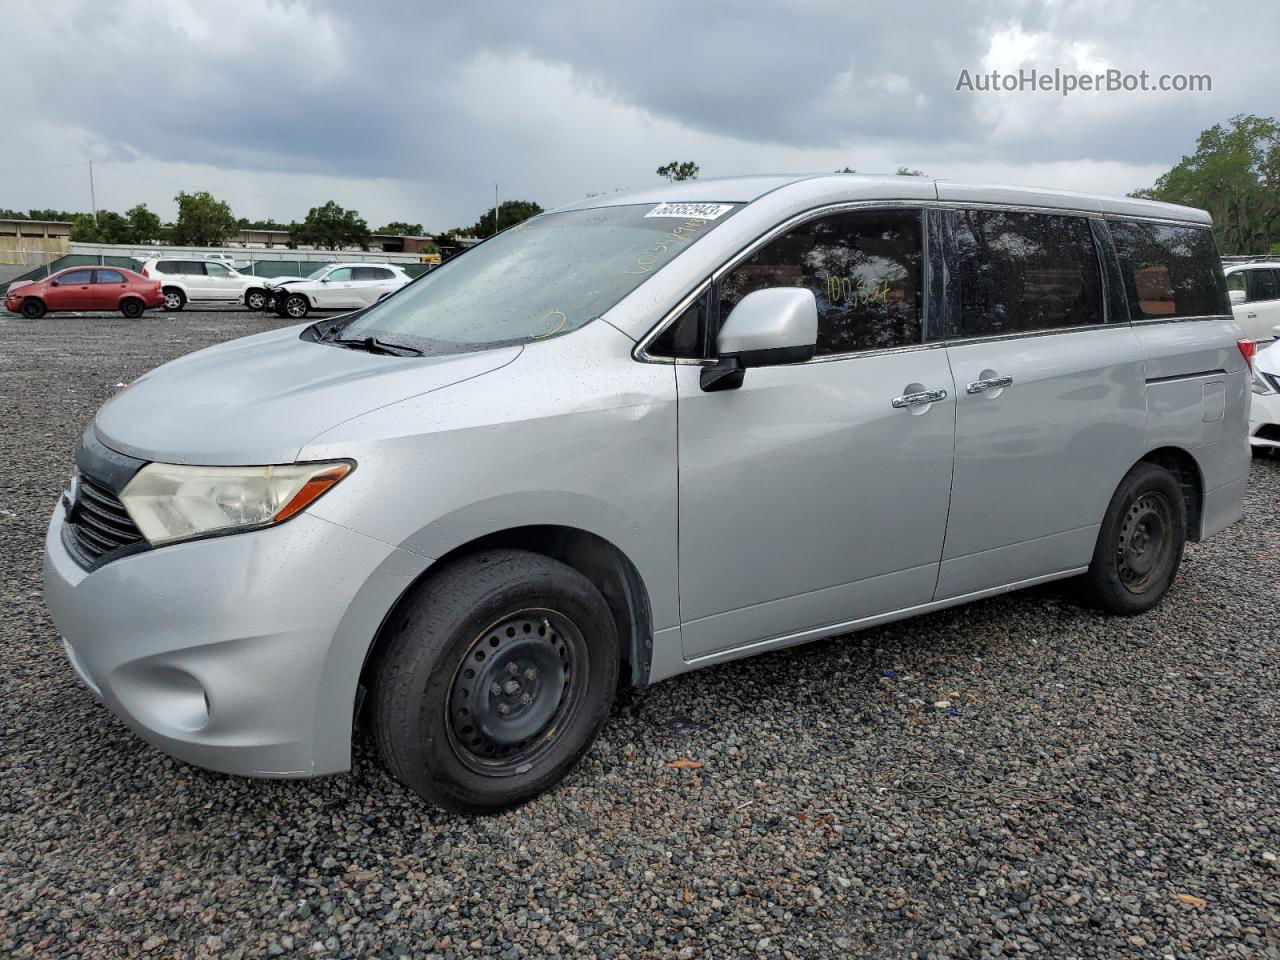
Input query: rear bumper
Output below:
<box><xmin>43</xmin><ymin>507</ymin><xmax>432</xmax><ymax>778</ymax></box>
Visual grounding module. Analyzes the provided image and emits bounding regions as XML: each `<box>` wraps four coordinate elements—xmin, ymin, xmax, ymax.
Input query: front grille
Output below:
<box><xmin>70</xmin><ymin>475</ymin><xmax>145</xmax><ymax>561</ymax></box>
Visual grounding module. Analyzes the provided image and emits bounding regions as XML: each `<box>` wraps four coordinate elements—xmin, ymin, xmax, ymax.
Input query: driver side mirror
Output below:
<box><xmin>699</xmin><ymin>287</ymin><xmax>818</xmax><ymax>392</ymax></box>
<box><xmin>1229</xmin><ymin>288</ymin><xmax>1247</xmax><ymax>306</ymax></box>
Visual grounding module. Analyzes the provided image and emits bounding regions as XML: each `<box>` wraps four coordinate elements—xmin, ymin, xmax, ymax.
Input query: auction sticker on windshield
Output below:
<box><xmin>645</xmin><ymin>202</ymin><xmax>735</xmax><ymax>220</ymax></box>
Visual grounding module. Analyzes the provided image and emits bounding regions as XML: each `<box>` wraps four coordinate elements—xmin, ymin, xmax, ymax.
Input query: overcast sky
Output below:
<box><xmin>2</xmin><ymin>0</ymin><xmax>1276</xmax><ymax>231</ymax></box>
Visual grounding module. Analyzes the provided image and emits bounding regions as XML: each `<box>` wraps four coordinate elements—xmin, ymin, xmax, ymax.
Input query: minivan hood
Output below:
<box><xmin>94</xmin><ymin>325</ymin><xmax>521</xmax><ymax>465</ymax></box>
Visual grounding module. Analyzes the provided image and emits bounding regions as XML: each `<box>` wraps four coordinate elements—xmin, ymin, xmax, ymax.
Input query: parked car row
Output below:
<box><xmin>4</xmin><ymin>259</ymin><xmax>414</xmax><ymax>319</ymax></box>
<box><xmin>1225</xmin><ymin>258</ymin><xmax>1280</xmax><ymax>341</ymax></box>
<box><xmin>1250</xmin><ymin>338</ymin><xmax>1280</xmax><ymax>455</ymax></box>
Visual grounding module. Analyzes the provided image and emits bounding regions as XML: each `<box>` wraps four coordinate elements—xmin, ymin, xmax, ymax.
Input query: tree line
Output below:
<box><xmin>0</xmin><ymin>193</ymin><xmax>545</xmax><ymax>250</ymax></box>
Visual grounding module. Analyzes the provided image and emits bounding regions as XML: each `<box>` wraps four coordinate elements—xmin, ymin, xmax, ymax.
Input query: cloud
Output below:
<box><xmin>0</xmin><ymin>0</ymin><xmax>1275</xmax><ymax>229</ymax></box>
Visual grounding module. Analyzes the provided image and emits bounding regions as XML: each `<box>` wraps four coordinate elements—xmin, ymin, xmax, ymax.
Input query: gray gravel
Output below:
<box><xmin>2</xmin><ymin>308</ymin><xmax>1278</xmax><ymax>960</ymax></box>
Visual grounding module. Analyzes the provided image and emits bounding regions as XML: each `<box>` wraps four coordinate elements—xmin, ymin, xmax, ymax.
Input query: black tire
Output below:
<box><xmin>371</xmin><ymin>549</ymin><xmax>619</xmax><ymax>813</ymax></box>
<box><xmin>281</xmin><ymin>293</ymin><xmax>309</xmax><ymax>319</ymax></box>
<box><xmin>21</xmin><ymin>297</ymin><xmax>46</xmax><ymax>319</ymax></box>
<box><xmin>245</xmin><ymin>289</ymin><xmax>267</xmax><ymax>311</ymax></box>
<box><xmin>120</xmin><ymin>297</ymin><xmax>144</xmax><ymax>319</ymax></box>
<box><xmin>162</xmin><ymin>287</ymin><xmax>185</xmax><ymax>312</ymax></box>
<box><xmin>1076</xmin><ymin>462</ymin><xmax>1187</xmax><ymax>614</ymax></box>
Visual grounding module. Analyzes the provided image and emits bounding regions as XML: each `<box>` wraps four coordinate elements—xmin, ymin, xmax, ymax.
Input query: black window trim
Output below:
<box><xmin>634</xmin><ymin>200</ymin><xmax>1227</xmax><ymax>365</ymax></box>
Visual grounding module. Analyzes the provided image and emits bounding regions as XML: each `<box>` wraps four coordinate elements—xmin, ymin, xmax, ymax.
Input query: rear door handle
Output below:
<box><xmin>966</xmin><ymin>375</ymin><xmax>1013</xmax><ymax>394</ymax></box>
<box><xmin>891</xmin><ymin>388</ymin><xmax>947</xmax><ymax>408</ymax></box>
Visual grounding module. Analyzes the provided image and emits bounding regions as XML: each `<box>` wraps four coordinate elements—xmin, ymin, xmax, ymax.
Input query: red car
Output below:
<box><xmin>4</xmin><ymin>266</ymin><xmax>166</xmax><ymax>319</ymax></box>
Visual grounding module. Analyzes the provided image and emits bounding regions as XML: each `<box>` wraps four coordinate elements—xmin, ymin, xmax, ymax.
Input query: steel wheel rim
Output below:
<box><xmin>1116</xmin><ymin>491</ymin><xmax>1174</xmax><ymax>593</ymax></box>
<box><xmin>445</xmin><ymin>608</ymin><xmax>587</xmax><ymax>777</ymax></box>
<box><xmin>285</xmin><ymin>296</ymin><xmax>307</xmax><ymax>317</ymax></box>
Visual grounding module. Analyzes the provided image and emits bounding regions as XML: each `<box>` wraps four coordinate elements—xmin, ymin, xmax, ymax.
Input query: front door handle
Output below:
<box><xmin>891</xmin><ymin>388</ymin><xmax>948</xmax><ymax>409</ymax></box>
<box><xmin>966</xmin><ymin>375</ymin><xmax>1014</xmax><ymax>394</ymax></box>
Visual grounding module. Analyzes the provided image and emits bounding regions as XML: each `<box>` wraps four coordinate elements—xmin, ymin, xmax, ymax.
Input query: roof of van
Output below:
<box><xmin>551</xmin><ymin>173</ymin><xmax>1211</xmax><ymax>225</ymax></box>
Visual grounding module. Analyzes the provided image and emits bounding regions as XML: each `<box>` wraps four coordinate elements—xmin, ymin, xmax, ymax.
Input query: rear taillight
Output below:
<box><xmin>1238</xmin><ymin>338</ymin><xmax>1257</xmax><ymax>371</ymax></box>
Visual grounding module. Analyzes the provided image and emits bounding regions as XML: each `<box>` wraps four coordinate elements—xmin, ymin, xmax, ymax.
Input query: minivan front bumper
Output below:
<box><xmin>43</xmin><ymin>506</ymin><xmax>432</xmax><ymax>778</ymax></box>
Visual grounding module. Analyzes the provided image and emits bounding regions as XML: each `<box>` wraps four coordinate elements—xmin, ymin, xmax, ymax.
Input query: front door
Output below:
<box><xmin>676</xmin><ymin>208</ymin><xmax>956</xmax><ymax>660</ymax></box>
<box><xmin>936</xmin><ymin>208</ymin><xmax>1147</xmax><ymax>599</ymax></box>
<box><xmin>202</xmin><ymin>261</ymin><xmax>239</xmax><ymax>302</ymax></box>
<box><xmin>48</xmin><ymin>269</ymin><xmax>95</xmax><ymax>310</ymax></box>
<box><xmin>315</xmin><ymin>267</ymin><xmax>358</xmax><ymax>308</ymax></box>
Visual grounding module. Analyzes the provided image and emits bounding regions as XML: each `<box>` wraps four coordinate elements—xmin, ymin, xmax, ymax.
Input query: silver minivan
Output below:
<box><xmin>43</xmin><ymin>175</ymin><xmax>1252</xmax><ymax>812</ymax></box>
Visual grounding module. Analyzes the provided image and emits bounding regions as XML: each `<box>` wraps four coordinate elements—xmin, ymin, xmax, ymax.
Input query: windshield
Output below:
<box><xmin>332</xmin><ymin>202</ymin><xmax>738</xmax><ymax>353</ymax></box>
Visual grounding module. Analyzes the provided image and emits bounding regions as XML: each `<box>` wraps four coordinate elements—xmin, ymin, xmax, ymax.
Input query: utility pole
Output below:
<box><xmin>494</xmin><ymin>182</ymin><xmax>499</xmax><ymax>235</ymax></box>
<box><xmin>88</xmin><ymin>160</ymin><xmax>98</xmax><ymax>225</ymax></box>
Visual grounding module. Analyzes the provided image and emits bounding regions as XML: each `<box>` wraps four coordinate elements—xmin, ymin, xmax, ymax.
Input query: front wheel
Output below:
<box><xmin>245</xmin><ymin>289</ymin><xmax>267</xmax><ymax>311</ymax></box>
<box><xmin>21</xmin><ymin>298</ymin><xmax>46</xmax><ymax>319</ymax></box>
<box><xmin>371</xmin><ymin>550</ymin><xmax>619</xmax><ymax>813</ymax></box>
<box><xmin>1076</xmin><ymin>462</ymin><xmax>1187</xmax><ymax>614</ymax></box>
<box><xmin>281</xmin><ymin>293</ymin><xmax>309</xmax><ymax>318</ymax></box>
<box><xmin>162</xmin><ymin>287</ymin><xmax>185</xmax><ymax>312</ymax></box>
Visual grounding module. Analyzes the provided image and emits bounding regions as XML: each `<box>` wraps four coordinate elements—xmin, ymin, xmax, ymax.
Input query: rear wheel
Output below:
<box><xmin>1076</xmin><ymin>462</ymin><xmax>1186</xmax><ymax>614</ymax></box>
<box><xmin>371</xmin><ymin>549</ymin><xmax>619</xmax><ymax>813</ymax></box>
<box><xmin>21</xmin><ymin>298</ymin><xmax>46</xmax><ymax>319</ymax></box>
<box><xmin>120</xmin><ymin>297</ymin><xmax>144</xmax><ymax>319</ymax></box>
<box><xmin>162</xmin><ymin>287</ymin><xmax>185</xmax><ymax>312</ymax></box>
<box><xmin>245</xmin><ymin>289</ymin><xmax>267</xmax><ymax>311</ymax></box>
<box><xmin>281</xmin><ymin>293</ymin><xmax>310</xmax><ymax>319</ymax></box>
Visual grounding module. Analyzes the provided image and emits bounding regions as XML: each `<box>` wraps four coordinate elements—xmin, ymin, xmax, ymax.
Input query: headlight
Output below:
<box><xmin>119</xmin><ymin>461</ymin><xmax>352</xmax><ymax>546</ymax></box>
<box><xmin>1252</xmin><ymin>370</ymin><xmax>1276</xmax><ymax>396</ymax></box>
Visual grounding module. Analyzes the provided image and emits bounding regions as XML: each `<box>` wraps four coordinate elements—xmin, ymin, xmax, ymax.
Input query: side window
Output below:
<box><xmin>204</xmin><ymin>262</ymin><xmax>231</xmax><ymax>278</ymax></box>
<box><xmin>718</xmin><ymin>209</ymin><xmax>924</xmax><ymax>356</ymax></box>
<box><xmin>353</xmin><ymin>267</ymin><xmax>389</xmax><ymax>281</ymax></box>
<box><xmin>948</xmin><ymin>210</ymin><xmax>1104</xmax><ymax>337</ymax></box>
<box><xmin>1107</xmin><ymin>220</ymin><xmax>1227</xmax><ymax>320</ymax></box>
<box><xmin>648</xmin><ymin>292</ymin><xmax>710</xmax><ymax>360</ymax></box>
<box><xmin>1247</xmin><ymin>269</ymin><xmax>1279</xmax><ymax>303</ymax></box>
<box><xmin>1225</xmin><ymin>271</ymin><xmax>1248</xmax><ymax>301</ymax></box>
<box><xmin>326</xmin><ymin>267</ymin><xmax>354</xmax><ymax>282</ymax></box>
<box><xmin>182</xmin><ymin>261</ymin><xmax>208</xmax><ymax>276</ymax></box>
<box><xmin>156</xmin><ymin>261</ymin><xmax>179</xmax><ymax>275</ymax></box>
<box><xmin>58</xmin><ymin>270</ymin><xmax>94</xmax><ymax>285</ymax></box>
<box><xmin>94</xmin><ymin>269</ymin><xmax>126</xmax><ymax>284</ymax></box>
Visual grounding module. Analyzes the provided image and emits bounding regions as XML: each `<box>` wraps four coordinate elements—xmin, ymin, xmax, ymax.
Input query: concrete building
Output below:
<box><xmin>0</xmin><ymin>218</ymin><xmax>72</xmax><ymax>266</ymax></box>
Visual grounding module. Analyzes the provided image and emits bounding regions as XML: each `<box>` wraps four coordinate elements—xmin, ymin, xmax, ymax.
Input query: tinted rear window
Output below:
<box><xmin>156</xmin><ymin>262</ymin><xmax>179</xmax><ymax>274</ymax></box>
<box><xmin>1107</xmin><ymin>220</ymin><xmax>1227</xmax><ymax>320</ymax></box>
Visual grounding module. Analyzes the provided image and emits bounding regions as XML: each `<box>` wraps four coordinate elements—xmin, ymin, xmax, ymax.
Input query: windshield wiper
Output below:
<box><xmin>330</xmin><ymin>335</ymin><xmax>423</xmax><ymax>357</ymax></box>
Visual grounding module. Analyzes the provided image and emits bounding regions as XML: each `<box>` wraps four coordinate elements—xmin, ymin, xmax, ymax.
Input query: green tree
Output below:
<box><xmin>291</xmin><ymin>200</ymin><xmax>371</xmax><ymax>250</ymax></box>
<box><xmin>69</xmin><ymin>213</ymin><xmax>103</xmax><ymax>243</ymax></box>
<box><xmin>896</xmin><ymin>167</ymin><xmax>927</xmax><ymax>176</ymax></box>
<box><xmin>455</xmin><ymin>200</ymin><xmax>543</xmax><ymax>237</ymax></box>
<box><xmin>238</xmin><ymin>217</ymin><xmax>291</xmax><ymax>232</ymax></box>
<box><xmin>172</xmin><ymin>191</ymin><xmax>237</xmax><ymax>246</ymax></box>
<box><xmin>834</xmin><ymin>166</ymin><xmax>857</xmax><ymax>173</ymax></box>
<box><xmin>374</xmin><ymin>221</ymin><xmax>424</xmax><ymax>236</ymax></box>
<box><xmin>1132</xmin><ymin>114</ymin><xmax>1280</xmax><ymax>255</ymax></box>
<box><xmin>124</xmin><ymin>203</ymin><xmax>162</xmax><ymax>244</ymax></box>
<box><xmin>656</xmin><ymin>161</ymin><xmax>700</xmax><ymax>182</ymax></box>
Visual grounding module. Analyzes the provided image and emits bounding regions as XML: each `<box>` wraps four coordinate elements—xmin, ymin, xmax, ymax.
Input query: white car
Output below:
<box><xmin>1225</xmin><ymin>260</ymin><xmax>1280</xmax><ymax>342</ymax></box>
<box><xmin>268</xmin><ymin>263</ymin><xmax>412</xmax><ymax>319</ymax></box>
<box><xmin>1250</xmin><ymin>339</ymin><xmax>1280</xmax><ymax>455</ymax></box>
<box><xmin>139</xmin><ymin>258</ymin><xmax>257</xmax><ymax>312</ymax></box>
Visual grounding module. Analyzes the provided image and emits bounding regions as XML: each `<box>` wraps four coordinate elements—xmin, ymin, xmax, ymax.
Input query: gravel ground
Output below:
<box><xmin>1</xmin><ymin>308</ymin><xmax>1278</xmax><ymax>960</ymax></box>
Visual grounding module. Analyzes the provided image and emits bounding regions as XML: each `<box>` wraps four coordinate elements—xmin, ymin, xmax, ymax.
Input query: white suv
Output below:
<box><xmin>267</xmin><ymin>263</ymin><xmax>412</xmax><ymax>318</ymax></box>
<box><xmin>1224</xmin><ymin>260</ymin><xmax>1280</xmax><ymax>341</ymax></box>
<box><xmin>139</xmin><ymin>258</ymin><xmax>257</xmax><ymax>312</ymax></box>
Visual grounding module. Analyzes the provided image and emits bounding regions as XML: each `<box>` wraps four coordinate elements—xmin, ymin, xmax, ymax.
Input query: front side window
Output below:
<box><xmin>1246</xmin><ymin>268</ymin><xmax>1279</xmax><ymax>303</ymax></box>
<box><xmin>94</xmin><ymin>269</ymin><xmax>126</xmax><ymax>284</ymax></box>
<box><xmin>948</xmin><ymin>210</ymin><xmax>1104</xmax><ymax>337</ymax></box>
<box><xmin>334</xmin><ymin>203</ymin><xmax>739</xmax><ymax>355</ymax></box>
<box><xmin>57</xmin><ymin>269</ymin><xmax>93</xmax><ymax>285</ymax></box>
<box><xmin>1107</xmin><ymin>219</ymin><xmax>1226</xmax><ymax>320</ymax></box>
<box><xmin>204</xmin><ymin>262</ymin><xmax>231</xmax><ymax>278</ymax></box>
<box><xmin>326</xmin><ymin>267</ymin><xmax>354</xmax><ymax>282</ymax></box>
<box><xmin>717</xmin><ymin>209</ymin><xmax>924</xmax><ymax>356</ymax></box>
<box><xmin>1226</xmin><ymin>272</ymin><xmax>1248</xmax><ymax>298</ymax></box>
